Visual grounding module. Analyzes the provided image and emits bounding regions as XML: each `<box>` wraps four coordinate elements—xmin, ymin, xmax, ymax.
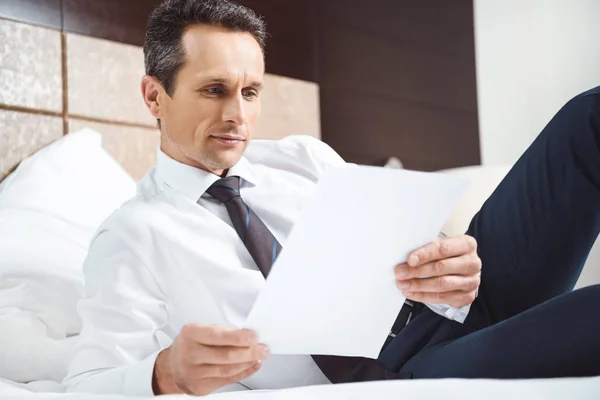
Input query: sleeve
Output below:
<box><xmin>63</xmin><ymin>228</ymin><xmax>168</xmax><ymax>396</ymax></box>
<box><xmin>421</xmin><ymin>231</ymin><xmax>473</xmax><ymax>324</ymax></box>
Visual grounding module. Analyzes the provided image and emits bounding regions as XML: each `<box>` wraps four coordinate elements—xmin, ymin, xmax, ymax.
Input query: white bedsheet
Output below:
<box><xmin>1</xmin><ymin>377</ymin><xmax>599</xmax><ymax>400</ymax></box>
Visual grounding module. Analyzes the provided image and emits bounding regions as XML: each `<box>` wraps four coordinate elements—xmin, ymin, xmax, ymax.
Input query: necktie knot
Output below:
<box><xmin>206</xmin><ymin>176</ymin><xmax>241</xmax><ymax>203</ymax></box>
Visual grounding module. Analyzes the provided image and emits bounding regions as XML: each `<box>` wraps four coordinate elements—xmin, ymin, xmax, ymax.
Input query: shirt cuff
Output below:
<box><xmin>124</xmin><ymin>350</ymin><xmax>160</xmax><ymax>396</ymax></box>
<box><xmin>424</xmin><ymin>302</ymin><xmax>471</xmax><ymax>324</ymax></box>
<box><xmin>66</xmin><ymin>350</ymin><xmax>160</xmax><ymax>396</ymax></box>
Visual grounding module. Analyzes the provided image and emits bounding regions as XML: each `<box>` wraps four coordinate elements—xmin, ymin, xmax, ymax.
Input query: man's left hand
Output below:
<box><xmin>395</xmin><ymin>235</ymin><xmax>481</xmax><ymax>308</ymax></box>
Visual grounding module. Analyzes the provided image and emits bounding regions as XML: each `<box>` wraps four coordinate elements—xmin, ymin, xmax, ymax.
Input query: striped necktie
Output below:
<box><xmin>206</xmin><ymin>176</ymin><xmax>281</xmax><ymax>275</ymax></box>
<box><xmin>206</xmin><ymin>176</ymin><xmax>402</xmax><ymax>383</ymax></box>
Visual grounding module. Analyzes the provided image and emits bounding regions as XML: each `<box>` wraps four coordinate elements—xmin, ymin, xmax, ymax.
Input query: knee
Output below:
<box><xmin>572</xmin><ymin>284</ymin><xmax>600</xmax><ymax>302</ymax></box>
<box><xmin>539</xmin><ymin>88</ymin><xmax>600</xmax><ymax>161</ymax></box>
<box><xmin>586</xmin><ymin>283</ymin><xmax>600</xmax><ymax>294</ymax></box>
<box><xmin>557</xmin><ymin>88</ymin><xmax>600</xmax><ymax>138</ymax></box>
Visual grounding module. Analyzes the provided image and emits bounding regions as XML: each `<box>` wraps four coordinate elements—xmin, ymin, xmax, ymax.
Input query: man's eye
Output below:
<box><xmin>243</xmin><ymin>90</ymin><xmax>258</xmax><ymax>99</ymax></box>
<box><xmin>205</xmin><ymin>87</ymin><xmax>224</xmax><ymax>95</ymax></box>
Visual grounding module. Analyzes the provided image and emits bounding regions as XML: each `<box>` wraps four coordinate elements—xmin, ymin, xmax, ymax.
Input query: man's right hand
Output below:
<box><xmin>153</xmin><ymin>324</ymin><xmax>269</xmax><ymax>395</ymax></box>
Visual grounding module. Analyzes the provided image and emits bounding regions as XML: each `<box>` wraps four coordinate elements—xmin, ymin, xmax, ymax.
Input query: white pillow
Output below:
<box><xmin>438</xmin><ymin>165</ymin><xmax>511</xmax><ymax>237</ymax></box>
<box><xmin>0</xmin><ymin>128</ymin><xmax>137</xmax><ymax>383</ymax></box>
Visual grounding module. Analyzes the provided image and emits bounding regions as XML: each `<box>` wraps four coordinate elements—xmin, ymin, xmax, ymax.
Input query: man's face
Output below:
<box><xmin>155</xmin><ymin>25</ymin><xmax>264</xmax><ymax>175</ymax></box>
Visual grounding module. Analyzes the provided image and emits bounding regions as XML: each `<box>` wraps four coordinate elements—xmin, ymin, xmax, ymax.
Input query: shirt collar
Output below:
<box><xmin>156</xmin><ymin>149</ymin><xmax>260</xmax><ymax>202</ymax></box>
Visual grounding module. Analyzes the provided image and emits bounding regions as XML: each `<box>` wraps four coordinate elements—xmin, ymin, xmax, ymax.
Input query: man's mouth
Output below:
<box><xmin>210</xmin><ymin>134</ymin><xmax>245</xmax><ymax>145</ymax></box>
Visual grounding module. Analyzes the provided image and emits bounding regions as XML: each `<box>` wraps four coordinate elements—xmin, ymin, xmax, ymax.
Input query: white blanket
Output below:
<box><xmin>0</xmin><ymin>265</ymin><xmax>82</xmax><ymax>382</ymax></box>
<box><xmin>1</xmin><ymin>377</ymin><xmax>599</xmax><ymax>400</ymax></box>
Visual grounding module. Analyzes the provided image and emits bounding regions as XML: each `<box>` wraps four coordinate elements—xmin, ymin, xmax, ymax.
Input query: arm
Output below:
<box><xmin>64</xmin><ymin>228</ymin><xmax>268</xmax><ymax>396</ymax></box>
<box><xmin>63</xmin><ymin>229</ymin><xmax>167</xmax><ymax>396</ymax></box>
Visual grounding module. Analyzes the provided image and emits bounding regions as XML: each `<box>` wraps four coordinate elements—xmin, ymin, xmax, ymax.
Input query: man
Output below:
<box><xmin>64</xmin><ymin>0</ymin><xmax>600</xmax><ymax>396</ymax></box>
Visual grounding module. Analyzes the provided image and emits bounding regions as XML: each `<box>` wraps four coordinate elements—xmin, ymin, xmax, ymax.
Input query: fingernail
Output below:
<box><xmin>408</xmin><ymin>255</ymin><xmax>419</xmax><ymax>266</ymax></box>
<box><xmin>260</xmin><ymin>345</ymin><xmax>270</xmax><ymax>359</ymax></box>
<box><xmin>403</xmin><ymin>291</ymin><xmax>414</xmax><ymax>297</ymax></box>
<box><xmin>397</xmin><ymin>281</ymin><xmax>410</xmax><ymax>290</ymax></box>
<box><xmin>396</xmin><ymin>266</ymin><xmax>409</xmax><ymax>278</ymax></box>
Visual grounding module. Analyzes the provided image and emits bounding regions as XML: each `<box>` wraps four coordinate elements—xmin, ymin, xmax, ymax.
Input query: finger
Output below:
<box><xmin>221</xmin><ymin>360</ymin><xmax>262</xmax><ymax>382</ymax></box>
<box><xmin>181</xmin><ymin>324</ymin><xmax>258</xmax><ymax>347</ymax></box>
<box><xmin>396</xmin><ymin>254</ymin><xmax>481</xmax><ymax>280</ymax></box>
<box><xmin>403</xmin><ymin>290</ymin><xmax>477</xmax><ymax>308</ymax></box>
<box><xmin>187</xmin><ymin>362</ymin><xmax>262</xmax><ymax>396</ymax></box>
<box><xmin>397</xmin><ymin>274</ymin><xmax>480</xmax><ymax>293</ymax></box>
<box><xmin>203</xmin><ymin>362</ymin><xmax>262</xmax><ymax>392</ymax></box>
<box><xmin>193</xmin><ymin>361</ymin><xmax>259</xmax><ymax>379</ymax></box>
<box><xmin>196</xmin><ymin>344</ymin><xmax>270</xmax><ymax>365</ymax></box>
<box><xmin>408</xmin><ymin>235</ymin><xmax>477</xmax><ymax>266</ymax></box>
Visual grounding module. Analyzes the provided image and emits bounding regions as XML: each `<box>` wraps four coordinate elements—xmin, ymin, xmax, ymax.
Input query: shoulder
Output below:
<box><xmin>90</xmin><ymin>170</ymin><xmax>170</xmax><ymax>251</ymax></box>
<box><xmin>244</xmin><ymin>135</ymin><xmax>346</xmax><ymax>181</ymax></box>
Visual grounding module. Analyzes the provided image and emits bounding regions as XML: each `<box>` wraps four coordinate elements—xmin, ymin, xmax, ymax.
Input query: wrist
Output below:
<box><xmin>153</xmin><ymin>347</ymin><xmax>180</xmax><ymax>395</ymax></box>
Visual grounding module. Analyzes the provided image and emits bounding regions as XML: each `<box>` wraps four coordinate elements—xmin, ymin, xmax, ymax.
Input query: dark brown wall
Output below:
<box><xmin>0</xmin><ymin>0</ymin><xmax>61</xmax><ymax>29</ymax></box>
<box><xmin>317</xmin><ymin>0</ymin><xmax>480</xmax><ymax>170</ymax></box>
<box><xmin>0</xmin><ymin>0</ymin><xmax>480</xmax><ymax>170</ymax></box>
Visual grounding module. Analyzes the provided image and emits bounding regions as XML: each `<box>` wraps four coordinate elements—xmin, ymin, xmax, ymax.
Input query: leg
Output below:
<box><xmin>378</xmin><ymin>87</ymin><xmax>600</xmax><ymax>373</ymax></box>
<box><xmin>406</xmin><ymin>285</ymin><xmax>600</xmax><ymax>378</ymax></box>
<box><xmin>467</xmin><ymin>87</ymin><xmax>600</xmax><ymax>324</ymax></box>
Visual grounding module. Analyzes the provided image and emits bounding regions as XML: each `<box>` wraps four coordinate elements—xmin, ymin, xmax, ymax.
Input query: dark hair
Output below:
<box><xmin>144</xmin><ymin>0</ymin><xmax>267</xmax><ymax>96</ymax></box>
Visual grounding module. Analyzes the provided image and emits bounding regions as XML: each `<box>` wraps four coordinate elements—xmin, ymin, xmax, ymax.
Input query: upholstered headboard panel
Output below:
<box><xmin>0</xmin><ymin>18</ymin><xmax>321</xmax><ymax>181</ymax></box>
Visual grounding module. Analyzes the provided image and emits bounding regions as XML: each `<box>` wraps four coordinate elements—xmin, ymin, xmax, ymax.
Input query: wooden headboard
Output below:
<box><xmin>0</xmin><ymin>17</ymin><xmax>321</xmax><ymax>181</ymax></box>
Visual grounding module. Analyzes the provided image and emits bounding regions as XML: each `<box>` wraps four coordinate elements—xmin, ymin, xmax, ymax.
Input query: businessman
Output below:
<box><xmin>64</xmin><ymin>0</ymin><xmax>600</xmax><ymax>396</ymax></box>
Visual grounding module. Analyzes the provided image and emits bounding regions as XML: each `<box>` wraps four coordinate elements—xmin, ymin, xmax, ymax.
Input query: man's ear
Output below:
<box><xmin>141</xmin><ymin>75</ymin><xmax>165</xmax><ymax>120</ymax></box>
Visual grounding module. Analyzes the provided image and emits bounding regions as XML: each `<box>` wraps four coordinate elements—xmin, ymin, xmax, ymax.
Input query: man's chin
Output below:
<box><xmin>209</xmin><ymin>153</ymin><xmax>243</xmax><ymax>172</ymax></box>
<box><xmin>201</xmin><ymin>141</ymin><xmax>248</xmax><ymax>171</ymax></box>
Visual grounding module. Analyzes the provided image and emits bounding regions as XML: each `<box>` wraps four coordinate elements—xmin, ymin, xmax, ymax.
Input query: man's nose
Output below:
<box><xmin>222</xmin><ymin>95</ymin><xmax>246</xmax><ymax>125</ymax></box>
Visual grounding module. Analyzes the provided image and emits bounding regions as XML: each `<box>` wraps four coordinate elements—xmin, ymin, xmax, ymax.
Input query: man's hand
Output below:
<box><xmin>154</xmin><ymin>324</ymin><xmax>269</xmax><ymax>396</ymax></box>
<box><xmin>395</xmin><ymin>235</ymin><xmax>481</xmax><ymax>308</ymax></box>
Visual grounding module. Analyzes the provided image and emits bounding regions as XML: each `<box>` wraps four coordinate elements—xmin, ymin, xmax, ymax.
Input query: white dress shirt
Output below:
<box><xmin>64</xmin><ymin>135</ymin><xmax>470</xmax><ymax>396</ymax></box>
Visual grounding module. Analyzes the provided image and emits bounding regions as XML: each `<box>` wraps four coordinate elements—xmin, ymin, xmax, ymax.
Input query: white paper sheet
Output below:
<box><xmin>244</xmin><ymin>165</ymin><xmax>467</xmax><ymax>359</ymax></box>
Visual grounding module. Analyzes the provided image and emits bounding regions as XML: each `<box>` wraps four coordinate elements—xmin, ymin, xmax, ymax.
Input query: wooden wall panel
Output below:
<box><xmin>0</xmin><ymin>0</ymin><xmax>61</xmax><ymax>29</ymax></box>
<box><xmin>238</xmin><ymin>0</ymin><xmax>317</xmax><ymax>82</ymax></box>
<box><xmin>320</xmin><ymin>89</ymin><xmax>479</xmax><ymax>171</ymax></box>
<box><xmin>62</xmin><ymin>0</ymin><xmax>161</xmax><ymax>46</ymax></box>
<box><xmin>318</xmin><ymin>23</ymin><xmax>477</xmax><ymax>113</ymax></box>
<box><xmin>316</xmin><ymin>0</ymin><xmax>480</xmax><ymax>168</ymax></box>
<box><xmin>318</xmin><ymin>0</ymin><xmax>476</xmax><ymax>59</ymax></box>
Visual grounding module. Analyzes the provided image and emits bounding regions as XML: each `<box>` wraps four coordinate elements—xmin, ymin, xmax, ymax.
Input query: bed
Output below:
<box><xmin>1</xmin><ymin>14</ymin><xmax>599</xmax><ymax>400</ymax></box>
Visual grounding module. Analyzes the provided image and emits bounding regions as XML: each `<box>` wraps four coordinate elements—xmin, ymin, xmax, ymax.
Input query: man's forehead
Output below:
<box><xmin>181</xmin><ymin>24</ymin><xmax>263</xmax><ymax>61</ymax></box>
<box><xmin>179</xmin><ymin>25</ymin><xmax>265</xmax><ymax>80</ymax></box>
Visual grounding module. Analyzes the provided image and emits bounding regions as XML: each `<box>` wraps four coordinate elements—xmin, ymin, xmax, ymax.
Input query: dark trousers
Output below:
<box><xmin>378</xmin><ymin>86</ymin><xmax>600</xmax><ymax>378</ymax></box>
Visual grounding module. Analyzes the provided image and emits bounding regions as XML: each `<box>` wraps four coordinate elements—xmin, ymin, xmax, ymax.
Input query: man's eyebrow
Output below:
<box><xmin>203</xmin><ymin>78</ymin><xmax>263</xmax><ymax>89</ymax></box>
<box><xmin>205</xmin><ymin>77</ymin><xmax>227</xmax><ymax>84</ymax></box>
